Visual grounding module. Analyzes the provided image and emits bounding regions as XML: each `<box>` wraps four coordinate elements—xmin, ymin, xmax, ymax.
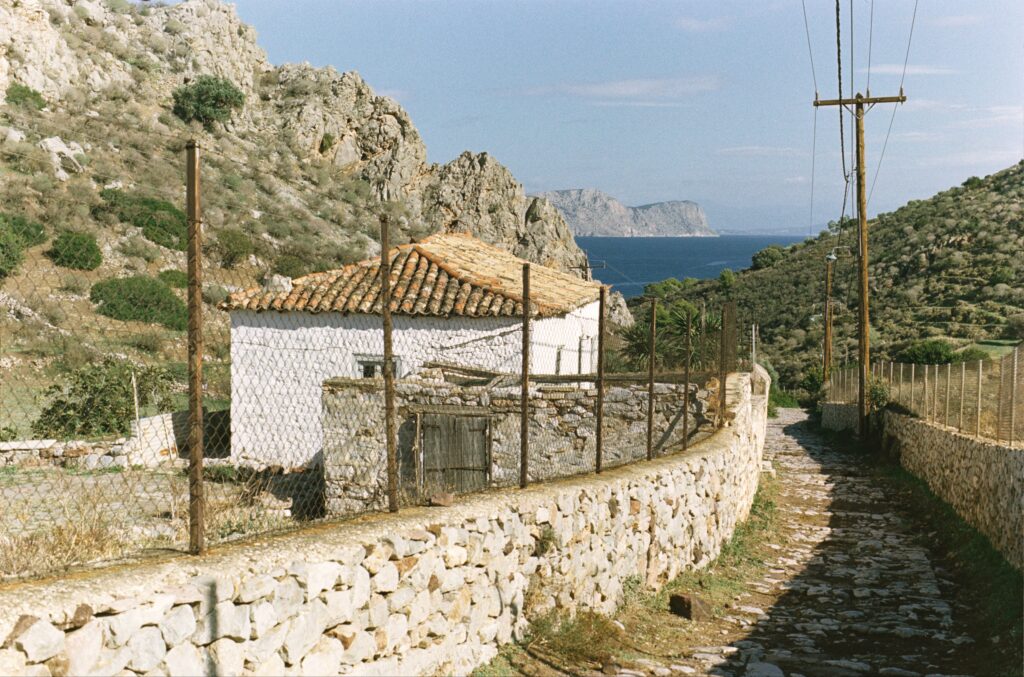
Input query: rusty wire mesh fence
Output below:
<box><xmin>827</xmin><ymin>348</ymin><xmax>1022</xmax><ymax>446</ymax></box>
<box><xmin>0</xmin><ymin>139</ymin><xmax>754</xmax><ymax>581</ymax></box>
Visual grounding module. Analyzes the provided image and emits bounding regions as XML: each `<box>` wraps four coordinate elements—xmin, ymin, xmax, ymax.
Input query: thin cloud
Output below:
<box><xmin>862</xmin><ymin>64</ymin><xmax>958</xmax><ymax>76</ymax></box>
<box><xmin>717</xmin><ymin>146</ymin><xmax>803</xmax><ymax>157</ymax></box>
<box><xmin>674</xmin><ymin>16</ymin><xmax>729</xmax><ymax>32</ymax></box>
<box><xmin>524</xmin><ymin>76</ymin><xmax>719</xmax><ymax>101</ymax></box>
<box><xmin>929</xmin><ymin>14</ymin><xmax>985</xmax><ymax>28</ymax></box>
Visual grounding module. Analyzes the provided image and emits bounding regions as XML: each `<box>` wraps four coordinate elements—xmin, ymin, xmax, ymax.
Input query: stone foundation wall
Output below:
<box><xmin>820</xmin><ymin>402</ymin><xmax>859</xmax><ymax>433</ymax></box>
<box><xmin>878</xmin><ymin>410</ymin><xmax>1023</xmax><ymax>570</ymax></box>
<box><xmin>322</xmin><ymin>372</ymin><xmax>717</xmax><ymax>516</ymax></box>
<box><xmin>0</xmin><ymin>369</ymin><xmax>768</xmax><ymax>677</ymax></box>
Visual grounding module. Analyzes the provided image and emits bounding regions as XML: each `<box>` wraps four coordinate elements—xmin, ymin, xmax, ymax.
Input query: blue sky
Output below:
<box><xmin>231</xmin><ymin>0</ymin><xmax>1023</xmax><ymax>232</ymax></box>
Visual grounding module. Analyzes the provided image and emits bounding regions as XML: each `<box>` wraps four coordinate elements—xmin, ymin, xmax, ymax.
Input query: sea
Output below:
<box><xmin>576</xmin><ymin>235</ymin><xmax>806</xmax><ymax>299</ymax></box>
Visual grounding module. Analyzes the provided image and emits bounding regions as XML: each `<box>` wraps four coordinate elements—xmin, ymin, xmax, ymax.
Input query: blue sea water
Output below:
<box><xmin>576</xmin><ymin>235</ymin><xmax>806</xmax><ymax>298</ymax></box>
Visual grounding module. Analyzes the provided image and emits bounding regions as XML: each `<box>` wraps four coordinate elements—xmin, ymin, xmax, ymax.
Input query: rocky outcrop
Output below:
<box><xmin>536</xmin><ymin>188</ymin><xmax>716</xmax><ymax>237</ymax></box>
<box><xmin>0</xmin><ymin>0</ymin><xmax>589</xmax><ymax>276</ymax></box>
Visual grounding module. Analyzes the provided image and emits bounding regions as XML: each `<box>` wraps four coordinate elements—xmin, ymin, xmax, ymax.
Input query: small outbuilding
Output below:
<box><xmin>223</xmin><ymin>233</ymin><xmax>603</xmax><ymax>469</ymax></box>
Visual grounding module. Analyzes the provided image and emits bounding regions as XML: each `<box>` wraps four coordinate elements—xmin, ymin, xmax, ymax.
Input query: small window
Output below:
<box><xmin>355</xmin><ymin>355</ymin><xmax>400</xmax><ymax>379</ymax></box>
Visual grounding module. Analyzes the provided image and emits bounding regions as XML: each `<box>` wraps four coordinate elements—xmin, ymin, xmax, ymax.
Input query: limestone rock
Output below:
<box><xmin>62</xmin><ymin>620</ymin><xmax>103</xmax><ymax>677</ymax></box>
<box><xmin>158</xmin><ymin>606</ymin><xmax>196</xmax><ymax>648</ymax></box>
<box><xmin>127</xmin><ymin>626</ymin><xmax>167</xmax><ymax>673</ymax></box>
<box><xmin>163</xmin><ymin>643</ymin><xmax>205</xmax><ymax>677</ymax></box>
<box><xmin>668</xmin><ymin>593</ymin><xmax>713</xmax><ymax>621</ymax></box>
<box><xmin>8</xmin><ymin>617</ymin><xmax>64</xmax><ymax>663</ymax></box>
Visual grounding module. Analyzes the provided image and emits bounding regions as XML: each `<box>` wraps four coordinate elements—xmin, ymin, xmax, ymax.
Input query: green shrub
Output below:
<box><xmin>272</xmin><ymin>254</ymin><xmax>310</xmax><ymax>279</ymax></box>
<box><xmin>99</xmin><ymin>189</ymin><xmax>187</xmax><ymax>250</ymax></box>
<box><xmin>157</xmin><ymin>269</ymin><xmax>188</xmax><ymax>288</ymax></box>
<box><xmin>202</xmin><ymin>284</ymin><xmax>229</xmax><ymax>306</ymax></box>
<box><xmin>47</xmin><ymin>231</ymin><xmax>102</xmax><ymax>271</ymax></box>
<box><xmin>0</xmin><ymin>426</ymin><xmax>17</xmax><ymax>442</ymax></box>
<box><xmin>897</xmin><ymin>339</ymin><xmax>956</xmax><ymax>364</ymax></box>
<box><xmin>953</xmin><ymin>347</ymin><xmax>990</xmax><ymax>363</ymax></box>
<box><xmin>0</xmin><ymin>214</ymin><xmax>46</xmax><ymax>246</ymax></box>
<box><xmin>171</xmin><ymin>75</ymin><xmax>245</xmax><ymax>129</ymax></box>
<box><xmin>214</xmin><ymin>228</ymin><xmax>253</xmax><ymax>268</ymax></box>
<box><xmin>32</xmin><ymin>359</ymin><xmax>174</xmax><ymax>439</ymax></box>
<box><xmin>0</xmin><ymin>229</ymin><xmax>25</xmax><ymax>280</ymax></box>
<box><xmin>90</xmin><ymin>276</ymin><xmax>187</xmax><ymax>330</ymax></box>
<box><xmin>5</xmin><ymin>83</ymin><xmax>45</xmax><ymax>110</ymax></box>
<box><xmin>319</xmin><ymin>133</ymin><xmax>336</xmax><ymax>154</ymax></box>
<box><xmin>751</xmin><ymin>245</ymin><xmax>785</xmax><ymax>270</ymax></box>
<box><xmin>119</xmin><ymin>235</ymin><xmax>161</xmax><ymax>262</ymax></box>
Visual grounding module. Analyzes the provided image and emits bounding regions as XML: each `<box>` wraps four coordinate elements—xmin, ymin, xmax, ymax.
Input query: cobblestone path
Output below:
<box><xmin>707</xmin><ymin>408</ymin><xmax>978</xmax><ymax>677</ymax></box>
<box><xmin>489</xmin><ymin>408</ymin><xmax>997</xmax><ymax>677</ymax></box>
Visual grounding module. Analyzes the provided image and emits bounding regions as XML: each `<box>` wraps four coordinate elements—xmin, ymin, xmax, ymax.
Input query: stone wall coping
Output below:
<box><xmin>0</xmin><ymin>369</ymin><xmax>766</xmax><ymax>642</ymax></box>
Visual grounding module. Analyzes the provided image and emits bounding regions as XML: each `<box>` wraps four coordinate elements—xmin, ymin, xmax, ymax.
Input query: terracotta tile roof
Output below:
<box><xmin>223</xmin><ymin>232</ymin><xmax>601</xmax><ymax>318</ymax></box>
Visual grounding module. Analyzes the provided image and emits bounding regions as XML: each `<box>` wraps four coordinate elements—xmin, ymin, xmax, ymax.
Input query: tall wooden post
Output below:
<box><xmin>646</xmin><ymin>300</ymin><xmax>657</xmax><ymax>460</ymax></box>
<box><xmin>944</xmin><ymin>362</ymin><xmax>951</xmax><ymax>427</ymax></box>
<box><xmin>959</xmin><ymin>361</ymin><xmax>966</xmax><ymax>431</ymax></box>
<box><xmin>682</xmin><ymin>313</ymin><xmax>691</xmax><ymax>450</ymax></box>
<box><xmin>380</xmin><ymin>216</ymin><xmax>398</xmax><ymax>512</ymax></box>
<box><xmin>520</xmin><ymin>264</ymin><xmax>530</xmax><ymax>488</ymax></box>
<box><xmin>814</xmin><ymin>91</ymin><xmax>906</xmax><ymax>439</ymax></box>
<box><xmin>1011</xmin><ymin>348</ymin><xmax>1018</xmax><ymax>446</ymax></box>
<box><xmin>185</xmin><ymin>140</ymin><xmax>205</xmax><ymax>555</ymax></box>
<box><xmin>595</xmin><ymin>286</ymin><xmax>606</xmax><ymax>473</ymax></box>
<box><xmin>976</xmin><ymin>360</ymin><xmax>984</xmax><ymax>438</ymax></box>
<box><xmin>718</xmin><ymin>305</ymin><xmax>729</xmax><ymax>426</ymax></box>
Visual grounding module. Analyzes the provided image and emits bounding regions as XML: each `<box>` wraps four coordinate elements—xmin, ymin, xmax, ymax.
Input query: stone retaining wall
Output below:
<box><xmin>322</xmin><ymin>371</ymin><xmax>717</xmax><ymax>515</ymax></box>
<box><xmin>878</xmin><ymin>410</ymin><xmax>1023</xmax><ymax>570</ymax></box>
<box><xmin>820</xmin><ymin>402</ymin><xmax>859</xmax><ymax>433</ymax></box>
<box><xmin>0</xmin><ymin>368</ymin><xmax>768</xmax><ymax>677</ymax></box>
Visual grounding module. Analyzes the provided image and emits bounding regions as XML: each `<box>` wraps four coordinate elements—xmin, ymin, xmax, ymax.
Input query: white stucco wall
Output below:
<box><xmin>229</xmin><ymin>301</ymin><xmax>600</xmax><ymax>468</ymax></box>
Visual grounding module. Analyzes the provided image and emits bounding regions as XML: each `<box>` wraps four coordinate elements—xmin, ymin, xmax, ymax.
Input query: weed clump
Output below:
<box><xmin>5</xmin><ymin>83</ymin><xmax>46</xmax><ymax>110</ymax></box>
<box><xmin>90</xmin><ymin>276</ymin><xmax>187</xmax><ymax>330</ymax></box>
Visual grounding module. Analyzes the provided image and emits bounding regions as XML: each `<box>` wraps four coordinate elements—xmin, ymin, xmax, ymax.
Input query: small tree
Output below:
<box><xmin>32</xmin><ymin>359</ymin><xmax>174</xmax><ymax>439</ymax></box>
<box><xmin>47</xmin><ymin>232</ymin><xmax>103</xmax><ymax>271</ymax></box>
<box><xmin>172</xmin><ymin>75</ymin><xmax>245</xmax><ymax>129</ymax></box>
<box><xmin>751</xmin><ymin>244</ymin><xmax>785</xmax><ymax>270</ymax></box>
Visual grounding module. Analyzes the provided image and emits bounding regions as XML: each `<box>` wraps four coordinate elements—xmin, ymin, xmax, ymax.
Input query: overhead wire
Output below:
<box><xmin>800</xmin><ymin>0</ymin><xmax>819</xmax><ymax>237</ymax></box>
<box><xmin>834</xmin><ymin>0</ymin><xmax>847</xmax><ymax>179</ymax></box>
<box><xmin>866</xmin><ymin>0</ymin><xmax>875</xmax><ymax>94</ymax></box>
<box><xmin>868</xmin><ymin>0</ymin><xmax>919</xmax><ymax>207</ymax></box>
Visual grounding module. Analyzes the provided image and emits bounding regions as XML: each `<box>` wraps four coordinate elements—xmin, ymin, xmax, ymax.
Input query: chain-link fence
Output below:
<box><xmin>0</xmin><ymin>140</ymin><xmax>754</xmax><ymax>581</ymax></box>
<box><xmin>827</xmin><ymin>348</ymin><xmax>1022</xmax><ymax>446</ymax></box>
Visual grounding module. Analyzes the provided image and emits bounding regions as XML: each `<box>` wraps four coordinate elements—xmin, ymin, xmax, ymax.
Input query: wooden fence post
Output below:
<box><xmin>1011</xmin><ymin>348</ymin><xmax>1018</xmax><ymax>446</ymax></box>
<box><xmin>646</xmin><ymin>299</ymin><xmax>657</xmax><ymax>460</ymax></box>
<box><xmin>976</xmin><ymin>359</ymin><xmax>983</xmax><ymax>438</ymax></box>
<box><xmin>944</xmin><ymin>362</ymin><xmax>951</xmax><ymax>427</ymax></box>
<box><xmin>520</xmin><ymin>263</ymin><xmax>530</xmax><ymax>488</ymax></box>
<box><xmin>380</xmin><ymin>215</ymin><xmax>398</xmax><ymax>512</ymax></box>
<box><xmin>595</xmin><ymin>286</ymin><xmax>606</xmax><ymax>473</ymax></box>
<box><xmin>682</xmin><ymin>313</ymin><xmax>691</xmax><ymax>450</ymax></box>
<box><xmin>959</xmin><ymin>361</ymin><xmax>966</xmax><ymax>432</ymax></box>
<box><xmin>185</xmin><ymin>140</ymin><xmax>205</xmax><ymax>555</ymax></box>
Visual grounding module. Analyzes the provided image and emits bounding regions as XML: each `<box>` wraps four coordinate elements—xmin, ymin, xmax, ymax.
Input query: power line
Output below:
<box><xmin>800</xmin><ymin>0</ymin><xmax>819</xmax><ymax>94</ymax></box>
<box><xmin>866</xmin><ymin>0</ymin><xmax>875</xmax><ymax>94</ymax></box>
<box><xmin>834</xmin><ymin>0</ymin><xmax>847</xmax><ymax>179</ymax></box>
<box><xmin>868</xmin><ymin>0</ymin><xmax>919</xmax><ymax>207</ymax></box>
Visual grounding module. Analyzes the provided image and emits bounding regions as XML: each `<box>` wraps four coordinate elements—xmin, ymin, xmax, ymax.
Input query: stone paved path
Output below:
<box><xmin>490</xmin><ymin>408</ymin><xmax>993</xmax><ymax>677</ymax></box>
<box><xmin>707</xmin><ymin>408</ymin><xmax>976</xmax><ymax>677</ymax></box>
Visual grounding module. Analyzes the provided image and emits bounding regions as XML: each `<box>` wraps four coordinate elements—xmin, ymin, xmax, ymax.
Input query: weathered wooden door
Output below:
<box><xmin>421</xmin><ymin>415</ymin><xmax>489</xmax><ymax>494</ymax></box>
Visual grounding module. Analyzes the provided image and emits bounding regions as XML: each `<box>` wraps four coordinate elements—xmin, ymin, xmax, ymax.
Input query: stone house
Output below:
<box><xmin>223</xmin><ymin>233</ymin><xmax>603</xmax><ymax>469</ymax></box>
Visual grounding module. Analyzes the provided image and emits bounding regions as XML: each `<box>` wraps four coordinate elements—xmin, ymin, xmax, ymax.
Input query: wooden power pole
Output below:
<box><xmin>823</xmin><ymin>253</ymin><xmax>835</xmax><ymax>383</ymax></box>
<box><xmin>815</xmin><ymin>90</ymin><xmax>906</xmax><ymax>438</ymax></box>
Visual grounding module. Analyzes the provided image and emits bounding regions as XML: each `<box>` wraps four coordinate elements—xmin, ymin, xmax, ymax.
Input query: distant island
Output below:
<box><xmin>535</xmin><ymin>188</ymin><xmax>717</xmax><ymax>237</ymax></box>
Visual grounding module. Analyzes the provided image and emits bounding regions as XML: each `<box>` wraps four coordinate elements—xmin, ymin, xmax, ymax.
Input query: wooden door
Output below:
<box><xmin>421</xmin><ymin>415</ymin><xmax>489</xmax><ymax>494</ymax></box>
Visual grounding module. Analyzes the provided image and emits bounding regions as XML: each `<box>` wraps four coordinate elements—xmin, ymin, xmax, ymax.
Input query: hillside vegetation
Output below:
<box><xmin>632</xmin><ymin>162</ymin><xmax>1024</xmax><ymax>393</ymax></box>
<box><xmin>0</xmin><ymin>0</ymin><xmax>589</xmax><ymax>438</ymax></box>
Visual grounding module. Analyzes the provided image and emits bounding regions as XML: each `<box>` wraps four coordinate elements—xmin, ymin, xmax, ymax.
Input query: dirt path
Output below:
<box><xmin>484</xmin><ymin>408</ymin><xmax>1005</xmax><ymax>677</ymax></box>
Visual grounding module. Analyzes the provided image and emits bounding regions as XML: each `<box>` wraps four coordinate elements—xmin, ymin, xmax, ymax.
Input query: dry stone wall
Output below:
<box><xmin>0</xmin><ymin>369</ymin><xmax>767</xmax><ymax>677</ymax></box>
<box><xmin>878</xmin><ymin>410</ymin><xmax>1023</xmax><ymax>570</ymax></box>
<box><xmin>322</xmin><ymin>372</ymin><xmax>717</xmax><ymax>516</ymax></box>
<box><xmin>820</xmin><ymin>402</ymin><xmax>859</xmax><ymax>433</ymax></box>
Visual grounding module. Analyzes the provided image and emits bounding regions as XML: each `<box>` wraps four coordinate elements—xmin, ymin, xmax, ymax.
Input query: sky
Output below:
<box><xmin>229</xmin><ymin>0</ymin><xmax>1023</xmax><ymax>232</ymax></box>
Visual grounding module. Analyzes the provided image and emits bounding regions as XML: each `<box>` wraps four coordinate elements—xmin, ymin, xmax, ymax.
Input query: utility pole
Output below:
<box><xmin>823</xmin><ymin>252</ymin><xmax>835</xmax><ymax>383</ymax></box>
<box><xmin>815</xmin><ymin>90</ymin><xmax>906</xmax><ymax>438</ymax></box>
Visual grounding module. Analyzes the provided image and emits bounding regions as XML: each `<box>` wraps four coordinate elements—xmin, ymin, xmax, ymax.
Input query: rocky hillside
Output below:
<box><xmin>632</xmin><ymin>162</ymin><xmax>1024</xmax><ymax>392</ymax></box>
<box><xmin>0</xmin><ymin>0</ymin><xmax>606</xmax><ymax>436</ymax></box>
<box><xmin>536</xmin><ymin>188</ymin><xmax>716</xmax><ymax>237</ymax></box>
<box><xmin>0</xmin><ymin>0</ymin><xmax>587</xmax><ymax>273</ymax></box>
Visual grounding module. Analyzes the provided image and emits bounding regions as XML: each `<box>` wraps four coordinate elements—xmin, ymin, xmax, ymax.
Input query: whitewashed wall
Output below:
<box><xmin>229</xmin><ymin>302</ymin><xmax>600</xmax><ymax>468</ymax></box>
